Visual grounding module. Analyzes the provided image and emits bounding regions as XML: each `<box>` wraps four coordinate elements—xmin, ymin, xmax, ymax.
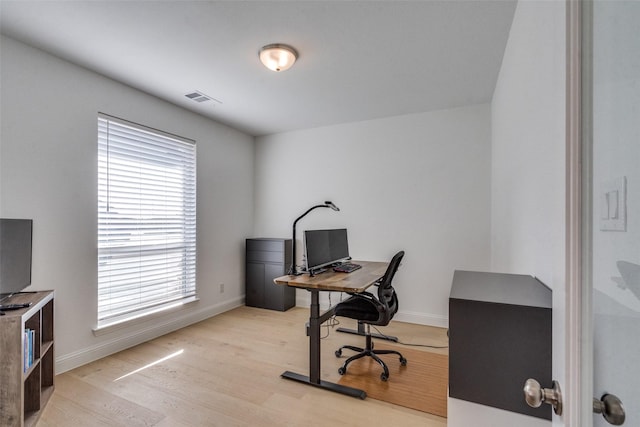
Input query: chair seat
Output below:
<box><xmin>334</xmin><ymin>293</ymin><xmax>381</xmax><ymax>323</ymax></box>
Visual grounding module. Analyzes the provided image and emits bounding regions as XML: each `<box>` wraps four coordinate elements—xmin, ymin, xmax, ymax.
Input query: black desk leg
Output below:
<box><xmin>280</xmin><ymin>289</ymin><xmax>366</xmax><ymax>399</ymax></box>
<box><xmin>336</xmin><ymin>322</ymin><xmax>399</xmax><ymax>342</ymax></box>
<box><xmin>309</xmin><ymin>289</ymin><xmax>321</xmax><ymax>383</ymax></box>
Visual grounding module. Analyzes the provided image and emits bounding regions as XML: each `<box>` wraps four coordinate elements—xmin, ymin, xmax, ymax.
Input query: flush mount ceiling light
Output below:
<box><xmin>259</xmin><ymin>44</ymin><xmax>298</xmax><ymax>72</ymax></box>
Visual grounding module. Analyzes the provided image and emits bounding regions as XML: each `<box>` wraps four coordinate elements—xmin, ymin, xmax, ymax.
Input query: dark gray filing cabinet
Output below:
<box><xmin>245</xmin><ymin>238</ymin><xmax>294</xmax><ymax>311</ymax></box>
<box><xmin>449</xmin><ymin>270</ymin><xmax>552</xmax><ymax>420</ymax></box>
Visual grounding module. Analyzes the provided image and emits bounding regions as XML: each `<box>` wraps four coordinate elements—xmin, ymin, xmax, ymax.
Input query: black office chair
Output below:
<box><xmin>334</xmin><ymin>251</ymin><xmax>407</xmax><ymax>381</ymax></box>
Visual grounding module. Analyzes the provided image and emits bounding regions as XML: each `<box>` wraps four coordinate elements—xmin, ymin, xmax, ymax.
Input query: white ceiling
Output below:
<box><xmin>0</xmin><ymin>1</ymin><xmax>517</xmax><ymax>136</ymax></box>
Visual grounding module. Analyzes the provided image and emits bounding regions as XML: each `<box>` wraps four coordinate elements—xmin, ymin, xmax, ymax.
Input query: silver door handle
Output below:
<box><xmin>523</xmin><ymin>378</ymin><xmax>563</xmax><ymax>415</ymax></box>
<box><xmin>593</xmin><ymin>394</ymin><xmax>625</xmax><ymax>425</ymax></box>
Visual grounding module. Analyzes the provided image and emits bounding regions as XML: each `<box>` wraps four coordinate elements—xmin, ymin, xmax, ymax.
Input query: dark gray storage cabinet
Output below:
<box><xmin>245</xmin><ymin>238</ymin><xmax>294</xmax><ymax>311</ymax></box>
<box><xmin>449</xmin><ymin>270</ymin><xmax>552</xmax><ymax>420</ymax></box>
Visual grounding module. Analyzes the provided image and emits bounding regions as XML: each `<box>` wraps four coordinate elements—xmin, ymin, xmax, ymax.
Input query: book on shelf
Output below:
<box><xmin>23</xmin><ymin>328</ymin><xmax>35</xmax><ymax>372</ymax></box>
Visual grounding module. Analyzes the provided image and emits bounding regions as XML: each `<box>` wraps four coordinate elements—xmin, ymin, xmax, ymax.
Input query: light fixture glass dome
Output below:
<box><xmin>259</xmin><ymin>44</ymin><xmax>298</xmax><ymax>72</ymax></box>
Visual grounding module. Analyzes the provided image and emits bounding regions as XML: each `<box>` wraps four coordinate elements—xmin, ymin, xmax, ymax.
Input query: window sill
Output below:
<box><xmin>92</xmin><ymin>296</ymin><xmax>199</xmax><ymax>336</ymax></box>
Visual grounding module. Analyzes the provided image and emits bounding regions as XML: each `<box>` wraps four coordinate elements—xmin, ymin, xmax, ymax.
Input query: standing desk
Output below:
<box><xmin>274</xmin><ymin>260</ymin><xmax>388</xmax><ymax>399</ymax></box>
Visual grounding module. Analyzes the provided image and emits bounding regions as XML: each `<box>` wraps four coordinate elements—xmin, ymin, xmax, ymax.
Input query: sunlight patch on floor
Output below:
<box><xmin>114</xmin><ymin>349</ymin><xmax>184</xmax><ymax>381</ymax></box>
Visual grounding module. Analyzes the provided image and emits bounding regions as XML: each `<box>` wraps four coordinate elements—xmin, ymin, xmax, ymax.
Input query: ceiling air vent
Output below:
<box><xmin>185</xmin><ymin>91</ymin><xmax>221</xmax><ymax>104</ymax></box>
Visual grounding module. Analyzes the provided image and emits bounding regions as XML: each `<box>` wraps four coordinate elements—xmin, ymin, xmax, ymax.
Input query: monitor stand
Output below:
<box><xmin>308</xmin><ymin>267</ymin><xmax>327</xmax><ymax>277</ymax></box>
<box><xmin>337</xmin><ymin>321</ymin><xmax>398</xmax><ymax>342</ymax></box>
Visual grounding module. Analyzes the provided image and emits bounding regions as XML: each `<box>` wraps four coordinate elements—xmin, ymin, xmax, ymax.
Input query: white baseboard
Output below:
<box><xmin>294</xmin><ymin>291</ymin><xmax>448</xmax><ymax>329</ymax></box>
<box><xmin>55</xmin><ymin>296</ymin><xmax>244</xmax><ymax>374</ymax></box>
<box><xmin>393</xmin><ymin>310</ymin><xmax>448</xmax><ymax>328</ymax></box>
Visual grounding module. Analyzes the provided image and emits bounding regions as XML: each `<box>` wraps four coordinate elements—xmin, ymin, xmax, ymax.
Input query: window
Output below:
<box><xmin>97</xmin><ymin>114</ymin><xmax>196</xmax><ymax>327</ymax></box>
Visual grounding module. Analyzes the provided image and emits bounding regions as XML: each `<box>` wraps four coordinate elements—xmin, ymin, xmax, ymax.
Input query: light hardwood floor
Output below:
<box><xmin>39</xmin><ymin>306</ymin><xmax>448</xmax><ymax>427</ymax></box>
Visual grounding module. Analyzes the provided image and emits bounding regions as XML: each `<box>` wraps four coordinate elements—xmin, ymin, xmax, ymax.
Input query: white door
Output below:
<box><xmin>589</xmin><ymin>0</ymin><xmax>639</xmax><ymax>425</ymax></box>
<box><xmin>564</xmin><ymin>1</ymin><xmax>639</xmax><ymax>426</ymax></box>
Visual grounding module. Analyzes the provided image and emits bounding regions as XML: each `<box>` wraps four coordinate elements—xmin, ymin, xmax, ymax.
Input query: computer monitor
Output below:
<box><xmin>304</xmin><ymin>228</ymin><xmax>350</xmax><ymax>273</ymax></box>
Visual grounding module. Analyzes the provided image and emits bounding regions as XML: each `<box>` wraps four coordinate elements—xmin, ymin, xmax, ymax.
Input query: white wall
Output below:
<box><xmin>254</xmin><ymin>104</ymin><xmax>492</xmax><ymax>326</ymax></box>
<box><xmin>491</xmin><ymin>0</ymin><xmax>565</xmax><ymax>285</ymax></box>
<box><xmin>478</xmin><ymin>0</ymin><xmax>565</xmax><ymax>426</ymax></box>
<box><xmin>0</xmin><ymin>36</ymin><xmax>255</xmax><ymax>372</ymax></box>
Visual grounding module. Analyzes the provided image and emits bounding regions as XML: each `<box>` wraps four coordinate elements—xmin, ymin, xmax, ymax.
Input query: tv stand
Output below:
<box><xmin>0</xmin><ymin>291</ymin><xmax>55</xmax><ymax>426</ymax></box>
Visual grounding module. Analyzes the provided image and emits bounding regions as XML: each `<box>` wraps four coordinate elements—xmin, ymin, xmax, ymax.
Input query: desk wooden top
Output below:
<box><xmin>274</xmin><ymin>260</ymin><xmax>388</xmax><ymax>293</ymax></box>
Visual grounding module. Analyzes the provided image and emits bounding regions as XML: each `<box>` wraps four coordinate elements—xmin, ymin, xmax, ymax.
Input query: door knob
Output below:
<box><xmin>523</xmin><ymin>378</ymin><xmax>563</xmax><ymax>415</ymax></box>
<box><xmin>593</xmin><ymin>394</ymin><xmax>625</xmax><ymax>425</ymax></box>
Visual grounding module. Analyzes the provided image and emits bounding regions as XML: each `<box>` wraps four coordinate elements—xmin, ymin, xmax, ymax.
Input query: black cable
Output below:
<box><xmin>370</xmin><ymin>325</ymin><xmax>449</xmax><ymax>349</ymax></box>
<box><xmin>319</xmin><ymin>292</ymin><xmax>341</xmax><ymax>339</ymax></box>
<box><xmin>321</xmin><ymin>316</ymin><xmax>340</xmax><ymax>339</ymax></box>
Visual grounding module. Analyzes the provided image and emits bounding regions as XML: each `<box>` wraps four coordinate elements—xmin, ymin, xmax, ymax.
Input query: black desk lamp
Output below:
<box><xmin>288</xmin><ymin>201</ymin><xmax>340</xmax><ymax>275</ymax></box>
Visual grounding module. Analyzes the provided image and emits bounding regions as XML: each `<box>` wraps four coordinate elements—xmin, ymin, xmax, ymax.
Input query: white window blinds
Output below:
<box><xmin>97</xmin><ymin>114</ymin><xmax>196</xmax><ymax>325</ymax></box>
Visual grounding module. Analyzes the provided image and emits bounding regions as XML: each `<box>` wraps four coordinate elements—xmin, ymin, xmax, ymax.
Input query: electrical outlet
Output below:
<box><xmin>219</xmin><ymin>283</ymin><xmax>224</xmax><ymax>293</ymax></box>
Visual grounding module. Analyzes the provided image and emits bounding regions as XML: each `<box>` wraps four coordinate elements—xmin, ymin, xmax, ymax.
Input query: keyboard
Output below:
<box><xmin>333</xmin><ymin>263</ymin><xmax>362</xmax><ymax>273</ymax></box>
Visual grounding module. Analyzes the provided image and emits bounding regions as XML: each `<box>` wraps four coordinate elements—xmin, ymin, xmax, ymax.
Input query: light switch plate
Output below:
<box><xmin>600</xmin><ymin>176</ymin><xmax>627</xmax><ymax>231</ymax></box>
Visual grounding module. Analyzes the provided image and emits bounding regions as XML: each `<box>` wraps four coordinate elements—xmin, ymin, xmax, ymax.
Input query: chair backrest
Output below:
<box><xmin>376</xmin><ymin>251</ymin><xmax>404</xmax><ymax>323</ymax></box>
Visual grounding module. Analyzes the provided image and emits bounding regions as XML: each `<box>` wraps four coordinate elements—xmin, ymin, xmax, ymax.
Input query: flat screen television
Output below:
<box><xmin>0</xmin><ymin>218</ymin><xmax>33</xmax><ymax>302</ymax></box>
<box><xmin>304</xmin><ymin>228</ymin><xmax>350</xmax><ymax>274</ymax></box>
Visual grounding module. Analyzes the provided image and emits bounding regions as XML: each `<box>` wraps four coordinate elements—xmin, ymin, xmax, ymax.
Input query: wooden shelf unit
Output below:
<box><xmin>0</xmin><ymin>291</ymin><xmax>54</xmax><ymax>427</ymax></box>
